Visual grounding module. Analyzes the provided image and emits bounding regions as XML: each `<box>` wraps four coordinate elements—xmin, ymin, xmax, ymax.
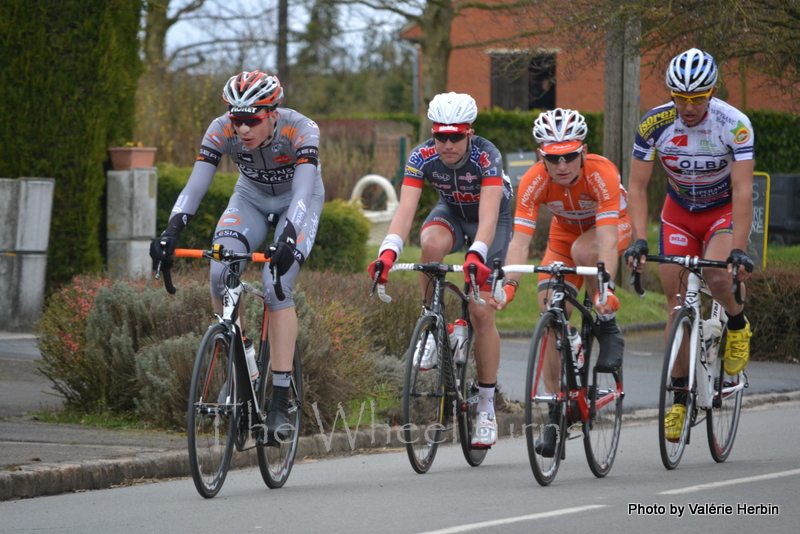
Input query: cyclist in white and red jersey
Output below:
<box><xmin>624</xmin><ymin>48</ymin><xmax>755</xmax><ymax>440</ymax></box>
<box><xmin>367</xmin><ymin>92</ymin><xmax>513</xmax><ymax>448</ymax></box>
<box><xmin>150</xmin><ymin>71</ymin><xmax>324</xmax><ymax>441</ymax></box>
<box><xmin>495</xmin><ymin>108</ymin><xmax>631</xmax><ymax>457</ymax></box>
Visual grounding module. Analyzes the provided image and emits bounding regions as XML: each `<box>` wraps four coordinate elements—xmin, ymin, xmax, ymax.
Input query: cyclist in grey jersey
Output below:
<box><xmin>151</xmin><ymin>71</ymin><xmax>323</xmax><ymax>439</ymax></box>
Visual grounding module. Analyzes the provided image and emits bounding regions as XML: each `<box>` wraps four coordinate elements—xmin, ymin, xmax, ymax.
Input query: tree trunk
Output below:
<box><xmin>417</xmin><ymin>0</ymin><xmax>454</xmax><ymax>139</ymax></box>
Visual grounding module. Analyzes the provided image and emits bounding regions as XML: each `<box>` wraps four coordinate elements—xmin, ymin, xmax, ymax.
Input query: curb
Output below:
<box><xmin>6</xmin><ymin>389</ymin><xmax>800</xmax><ymax>500</ymax></box>
<box><xmin>499</xmin><ymin>321</ymin><xmax>667</xmax><ymax>339</ymax></box>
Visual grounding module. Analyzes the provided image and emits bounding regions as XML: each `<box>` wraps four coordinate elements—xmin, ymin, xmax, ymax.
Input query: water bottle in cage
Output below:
<box><xmin>703</xmin><ymin>319</ymin><xmax>722</xmax><ymax>362</ymax></box>
<box><xmin>448</xmin><ymin>318</ymin><xmax>469</xmax><ymax>364</ymax></box>
<box><xmin>567</xmin><ymin>325</ymin><xmax>584</xmax><ymax>369</ymax></box>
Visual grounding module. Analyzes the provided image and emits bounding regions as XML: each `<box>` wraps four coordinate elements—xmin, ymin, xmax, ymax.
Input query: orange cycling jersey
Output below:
<box><xmin>514</xmin><ymin>154</ymin><xmax>628</xmax><ymax>236</ymax></box>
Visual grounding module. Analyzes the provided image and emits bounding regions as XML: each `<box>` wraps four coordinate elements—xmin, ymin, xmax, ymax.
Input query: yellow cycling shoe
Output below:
<box><xmin>664</xmin><ymin>404</ymin><xmax>686</xmax><ymax>442</ymax></box>
<box><xmin>724</xmin><ymin>320</ymin><xmax>752</xmax><ymax>375</ymax></box>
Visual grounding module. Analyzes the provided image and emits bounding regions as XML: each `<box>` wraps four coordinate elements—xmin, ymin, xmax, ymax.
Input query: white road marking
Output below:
<box><xmin>659</xmin><ymin>468</ymin><xmax>800</xmax><ymax>495</ymax></box>
<box><xmin>419</xmin><ymin>505</ymin><xmax>607</xmax><ymax>534</ymax></box>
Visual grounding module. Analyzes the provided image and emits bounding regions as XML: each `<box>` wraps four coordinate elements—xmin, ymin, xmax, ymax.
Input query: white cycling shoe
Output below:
<box><xmin>415</xmin><ymin>336</ymin><xmax>437</xmax><ymax>371</ymax></box>
<box><xmin>471</xmin><ymin>412</ymin><xmax>497</xmax><ymax>448</ymax></box>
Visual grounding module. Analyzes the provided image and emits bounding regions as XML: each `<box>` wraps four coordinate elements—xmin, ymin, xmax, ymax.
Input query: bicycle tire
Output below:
<box><xmin>706</xmin><ymin>326</ymin><xmax>743</xmax><ymax>463</ymax></box>
<box><xmin>257</xmin><ymin>341</ymin><xmax>303</xmax><ymax>489</ymax></box>
<box><xmin>659</xmin><ymin>307</ymin><xmax>695</xmax><ymax>470</ymax></box>
<box><xmin>188</xmin><ymin>323</ymin><xmax>237</xmax><ymax>498</ymax></box>
<box><xmin>403</xmin><ymin>314</ymin><xmax>445</xmax><ymax>474</ymax></box>
<box><xmin>525</xmin><ymin>311</ymin><xmax>567</xmax><ymax>486</ymax></box>
<box><xmin>583</xmin><ymin>327</ymin><xmax>623</xmax><ymax>478</ymax></box>
<box><xmin>456</xmin><ymin>323</ymin><xmax>488</xmax><ymax>467</ymax></box>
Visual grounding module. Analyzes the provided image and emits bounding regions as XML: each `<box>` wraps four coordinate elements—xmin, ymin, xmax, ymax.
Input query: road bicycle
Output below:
<box><xmin>156</xmin><ymin>244</ymin><xmax>303</xmax><ymax>498</ymax></box>
<box><xmin>371</xmin><ymin>261</ymin><xmax>487</xmax><ymax>474</ymax></box>
<box><xmin>497</xmin><ymin>261</ymin><xmax>623</xmax><ymax>486</ymax></box>
<box><xmin>631</xmin><ymin>254</ymin><xmax>746</xmax><ymax>470</ymax></box>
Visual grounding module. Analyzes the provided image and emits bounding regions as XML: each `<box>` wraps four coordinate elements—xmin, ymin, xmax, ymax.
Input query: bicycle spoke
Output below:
<box><xmin>707</xmin><ymin>328</ymin><xmax>743</xmax><ymax>462</ymax></box>
<box><xmin>188</xmin><ymin>324</ymin><xmax>236</xmax><ymax>498</ymax></box>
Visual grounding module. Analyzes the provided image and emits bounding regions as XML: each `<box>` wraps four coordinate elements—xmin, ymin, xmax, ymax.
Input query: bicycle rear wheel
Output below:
<box><xmin>706</xmin><ymin>326</ymin><xmax>743</xmax><ymax>463</ymax></box>
<box><xmin>188</xmin><ymin>323</ymin><xmax>237</xmax><ymax>498</ymax></box>
<box><xmin>257</xmin><ymin>342</ymin><xmax>303</xmax><ymax>489</ymax></box>
<box><xmin>659</xmin><ymin>307</ymin><xmax>695</xmax><ymax>470</ymax></box>
<box><xmin>403</xmin><ymin>314</ymin><xmax>445</xmax><ymax>474</ymax></box>
<box><xmin>583</xmin><ymin>327</ymin><xmax>623</xmax><ymax>478</ymax></box>
<box><xmin>525</xmin><ymin>312</ymin><xmax>567</xmax><ymax>486</ymax></box>
<box><xmin>456</xmin><ymin>323</ymin><xmax>488</xmax><ymax>467</ymax></box>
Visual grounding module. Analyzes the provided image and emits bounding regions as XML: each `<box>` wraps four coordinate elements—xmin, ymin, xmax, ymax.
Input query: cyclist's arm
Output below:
<box><xmin>627</xmin><ymin>158</ymin><xmax>653</xmax><ymax>244</ymax></box>
<box><xmin>474</xmin><ymin>184</ymin><xmax>503</xmax><ymax>250</ymax></box>
<box><xmin>385</xmin><ymin>183</ymin><xmax>423</xmax><ymax>244</ymax></box>
<box><xmin>730</xmin><ymin>159</ymin><xmax>754</xmax><ymax>253</ymax></box>
<box><xmin>166</xmin><ymin>158</ymin><xmax>217</xmax><ymax>231</ymax></box>
<box><xmin>504</xmin><ymin>231</ymin><xmax>533</xmax><ymax>284</ymax></box>
<box><xmin>729</xmin><ymin>158</ymin><xmax>755</xmax><ymax>281</ymax></box>
<box><xmin>278</xmin><ymin>152</ymin><xmax>318</xmax><ymax>243</ymax></box>
<box><xmin>597</xmin><ymin>224</ymin><xmax>619</xmax><ymax>280</ymax></box>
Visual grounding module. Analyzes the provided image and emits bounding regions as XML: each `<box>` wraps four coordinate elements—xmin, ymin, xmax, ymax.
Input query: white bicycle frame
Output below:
<box><xmin>670</xmin><ymin>272</ymin><xmax>745</xmax><ymax>411</ymax></box>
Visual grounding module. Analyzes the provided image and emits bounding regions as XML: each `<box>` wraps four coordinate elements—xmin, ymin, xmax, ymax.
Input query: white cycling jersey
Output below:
<box><xmin>632</xmin><ymin>97</ymin><xmax>754</xmax><ymax>211</ymax></box>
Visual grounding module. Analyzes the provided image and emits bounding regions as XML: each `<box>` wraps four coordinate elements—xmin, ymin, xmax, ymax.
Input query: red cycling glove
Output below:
<box><xmin>367</xmin><ymin>250</ymin><xmax>396</xmax><ymax>285</ymax></box>
<box><xmin>463</xmin><ymin>252</ymin><xmax>491</xmax><ymax>287</ymax></box>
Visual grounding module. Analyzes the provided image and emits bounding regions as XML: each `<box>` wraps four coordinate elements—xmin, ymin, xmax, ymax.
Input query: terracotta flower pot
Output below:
<box><xmin>108</xmin><ymin>147</ymin><xmax>157</xmax><ymax>170</ymax></box>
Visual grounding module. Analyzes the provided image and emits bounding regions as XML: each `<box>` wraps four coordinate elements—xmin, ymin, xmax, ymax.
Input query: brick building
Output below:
<box><xmin>401</xmin><ymin>3</ymin><xmax>799</xmax><ymax>114</ymax></box>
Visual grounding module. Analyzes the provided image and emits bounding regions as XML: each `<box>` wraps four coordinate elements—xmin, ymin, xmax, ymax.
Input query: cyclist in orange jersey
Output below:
<box><xmin>494</xmin><ymin>108</ymin><xmax>631</xmax><ymax>456</ymax></box>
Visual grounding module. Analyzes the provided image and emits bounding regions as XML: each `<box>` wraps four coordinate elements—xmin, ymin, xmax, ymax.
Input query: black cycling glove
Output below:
<box><xmin>727</xmin><ymin>248</ymin><xmax>754</xmax><ymax>273</ymax></box>
<box><xmin>624</xmin><ymin>238</ymin><xmax>649</xmax><ymax>264</ymax></box>
<box><xmin>149</xmin><ymin>227</ymin><xmax>180</xmax><ymax>269</ymax></box>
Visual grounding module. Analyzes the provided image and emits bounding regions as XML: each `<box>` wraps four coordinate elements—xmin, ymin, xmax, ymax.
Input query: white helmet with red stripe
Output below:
<box><xmin>428</xmin><ymin>92</ymin><xmax>477</xmax><ymax>131</ymax></box>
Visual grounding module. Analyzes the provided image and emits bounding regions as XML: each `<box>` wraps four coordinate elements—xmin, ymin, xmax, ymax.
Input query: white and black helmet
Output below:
<box><xmin>666</xmin><ymin>48</ymin><xmax>718</xmax><ymax>92</ymax></box>
<box><xmin>532</xmin><ymin>108</ymin><xmax>588</xmax><ymax>144</ymax></box>
<box><xmin>427</xmin><ymin>92</ymin><xmax>478</xmax><ymax>126</ymax></box>
<box><xmin>222</xmin><ymin>71</ymin><xmax>283</xmax><ymax>113</ymax></box>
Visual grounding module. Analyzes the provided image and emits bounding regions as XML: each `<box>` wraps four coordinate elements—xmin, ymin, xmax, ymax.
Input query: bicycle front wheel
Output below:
<box><xmin>188</xmin><ymin>323</ymin><xmax>237</xmax><ymax>498</ymax></box>
<box><xmin>706</xmin><ymin>326</ymin><xmax>743</xmax><ymax>463</ymax></box>
<box><xmin>403</xmin><ymin>314</ymin><xmax>445</xmax><ymax>474</ymax></box>
<box><xmin>525</xmin><ymin>312</ymin><xmax>566</xmax><ymax>486</ymax></box>
<box><xmin>257</xmin><ymin>342</ymin><xmax>303</xmax><ymax>489</ymax></box>
<box><xmin>456</xmin><ymin>323</ymin><xmax>488</xmax><ymax>467</ymax></box>
<box><xmin>583</xmin><ymin>326</ymin><xmax>623</xmax><ymax>477</ymax></box>
<box><xmin>659</xmin><ymin>307</ymin><xmax>695</xmax><ymax>470</ymax></box>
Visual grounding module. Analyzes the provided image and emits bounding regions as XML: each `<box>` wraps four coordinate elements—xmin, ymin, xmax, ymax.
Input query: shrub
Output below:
<box><xmin>304</xmin><ymin>199</ymin><xmax>370</xmax><ymax>273</ymax></box>
<box><xmin>745</xmin><ymin>267</ymin><xmax>800</xmax><ymax>363</ymax></box>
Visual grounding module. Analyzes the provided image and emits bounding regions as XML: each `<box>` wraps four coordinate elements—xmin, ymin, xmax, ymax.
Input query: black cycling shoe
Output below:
<box><xmin>535</xmin><ymin>406</ymin><xmax>561</xmax><ymax>458</ymax></box>
<box><xmin>265</xmin><ymin>387</ymin><xmax>293</xmax><ymax>443</ymax></box>
<box><xmin>595</xmin><ymin>318</ymin><xmax>624</xmax><ymax>373</ymax></box>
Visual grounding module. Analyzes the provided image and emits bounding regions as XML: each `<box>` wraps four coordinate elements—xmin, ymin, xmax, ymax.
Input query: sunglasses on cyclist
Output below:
<box><xmin>670</xmin><ymin>88</ymin><xmax>714</xmax><ymax>106</ymax></box>
<box><xmin>229</xmin><ymin>112</ymin><xmax>271</xmax><ymax>128</ymax></box>
<box><xmin>433</xmin><ymin>132</ymin><xmax>468</xmax><ymax>144</ymax></box>
<box><xmin>541</xmin><ymin>150</ymin><xmax>582</xmax><ymax>165</ymax></box>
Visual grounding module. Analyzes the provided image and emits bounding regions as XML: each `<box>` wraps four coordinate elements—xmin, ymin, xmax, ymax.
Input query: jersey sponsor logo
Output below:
<box><xmin>420</xmin><ymin>146</ymin><xmax>437</xmax><ymax>160</ymax></box>
<box><xmin>578</xmin><ymin>199</ymin><xmax>596</xmax><ymax>209</ymax></box>
<box><xmin>638</xmin><ymin>108</ymin><xmax>676</xmax><ymax>139</ymax></box>
<box><xmin>461</xmin><ymin>172</ymin><xmax>479</xmax><ymax>183</ymax></box>
<box><xmin>668</xmin><ymin>135</ymin><xmax>688</xmax><ymax>147</ymax></box>
<box><xmin>662</xmin><ymin>155</ymin><xmax>729</xmax><ymax>174</ymax></box>
<box><xmin>208</xmin><ymin>132</ymin><xmax>225</xmax><ymax>147</ymax></box>
<box><xmin>215</xmin><ymin>229</ymin><xmax>242</xmax><ymax>239</ymax></box>
<box><xmin>280</xmin><ymin>126</ymin><xmax>299</xmax><ymax>140</ymax></box>
<box><xmin>273</xmin><ymin>154</ymin><xmax>293</xmax><ymax>164</ymax></box>
<box><xmin>239</xmin><ymin>164</ymin><xmax>295</xmax><ymax>184</ymax></box>
<box><xmin>198</xmin><ymin>147</ymin><xmax>222</xmax><ymax>165</ymax></box>
<box><xmin>479</xmin><ymin>151</ymin><xmax>490</xmax><ymax>168</ymax></box>
<box><xmin>239</xmin><ymin>153</ymin><xmax>254</xmax><ymax>164</ymax></box>
<box><xmin>731</xmin><ymin>121</ymin><xmax>751</xmax><ymax>144</ymax></box>
<box><xmin>220</xmin><ymin>214</ymin><xmax>241</xmax><ymax>226</ymax></box>
<box><xmin>452</xmin><ymin>191</ymin><xmax>479</xmax><ymax>203</ymax></box>
<box><xmin>514</xmin><ymin>217</ymin><xmax>537</xmax><ymax>230</ymax></box>
<box><xmin>669</xmin><ymin>234</ymin><xmax>688</xmax><ymax>246</ymax></box>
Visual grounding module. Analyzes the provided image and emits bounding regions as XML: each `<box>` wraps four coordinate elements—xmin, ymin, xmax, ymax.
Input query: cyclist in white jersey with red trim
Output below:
<box><xmin>150</xmin><ymin>71</ymin><xmax>324</xmax><ymax>440</ymax></box>
<box><xmin>625</xmin><ymin>49</ymin><xmax>754</xmax><ymax>440</ymax></box>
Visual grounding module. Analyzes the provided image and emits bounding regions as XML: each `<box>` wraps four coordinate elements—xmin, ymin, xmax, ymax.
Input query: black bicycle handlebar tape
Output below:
<box><xmin>267</xmin><ymin>245</ymin><xmax>286</xmax><ymax>302</ymax></box>
<box><xmin>369</xmin><ymin>260</ymin><xmax>383</xmax><ymax>297</ymax></box>
<box><xmin>163</xmin><ymin>265</ymin><xmax>177</xmax><ymax>295</ymax></box>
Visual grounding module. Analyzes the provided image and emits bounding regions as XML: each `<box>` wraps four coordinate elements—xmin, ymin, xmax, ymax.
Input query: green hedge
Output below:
<box><xmin>0</xmin><ymin>0</ymin><xmax>142</xmax><ymax>289</ymax></box>
<box><xmin>156</xmin><ymin>164</ymin><xmax>368</xmax><ymax>273</ymax></box>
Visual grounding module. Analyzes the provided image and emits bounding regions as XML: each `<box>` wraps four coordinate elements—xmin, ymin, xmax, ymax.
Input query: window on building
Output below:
<box><xmin>490</xmin><ymin>52</ymin><xmax>556</xmax><ymax>110</ymax></box>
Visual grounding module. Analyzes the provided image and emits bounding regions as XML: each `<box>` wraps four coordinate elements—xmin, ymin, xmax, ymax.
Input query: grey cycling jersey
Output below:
<box><xmin>166</xmin><ymin>107</ymin><xmax>322</xmax><ymax>241</ymax></box>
